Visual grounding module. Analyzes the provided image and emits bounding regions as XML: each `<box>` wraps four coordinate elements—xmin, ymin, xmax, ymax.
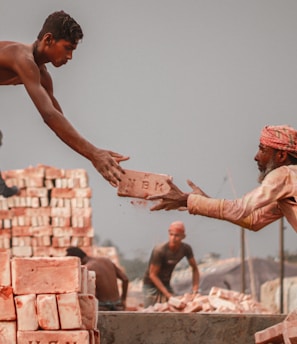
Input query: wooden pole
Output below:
<box><xmin>241</xmin><ymin>227</ymin><xmax>246</xmax><ymax>293</ymax></box>
<box><xmin>226</xmin><ymin>170</ymin><xmax>246</xmax><ymax>294</ymax></box>
<box><xmin>279</xmin><ymin>217</ymin><xmax>284</xmax><ymax>313</ymax></box>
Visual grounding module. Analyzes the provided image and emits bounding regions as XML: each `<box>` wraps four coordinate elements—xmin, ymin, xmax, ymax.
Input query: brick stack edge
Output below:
<box><xmin>0</xmin><ymin>164</ymin><xmax>94</xmax><ymax>257</ymax></box>
<box><xmin>0</xmin><ymin>252</ymin><xmax>99</xmax><ymax>343</ymax></box>
<box><xmin>0</xmin><ymin>165</ymin><xmax>100</xmax><ymax>343</ymax></box>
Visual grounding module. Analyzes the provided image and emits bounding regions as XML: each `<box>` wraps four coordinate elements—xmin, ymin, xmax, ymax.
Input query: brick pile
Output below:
<box><xmin>142</xmin><ymin>287</ymin><xmax>273</xmax><ymax>314</ymax></box>
<box><xmin>255</xmin><ymin>309</ymin><xmax>297</xmax><ymax>343</ymax></box>
<box><xmin>0</xmin><ymin>164</ymin><xmax>94</xmax><ymax>257</ymax></box>
<box><xmin>0</xmin><ymin>251</ymin><xmax>99</xmax><ymax>343</ymax></box>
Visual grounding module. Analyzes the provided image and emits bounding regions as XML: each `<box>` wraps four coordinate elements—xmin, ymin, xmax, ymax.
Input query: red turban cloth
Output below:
<box><xmin>260</xmin><ymin>125</ymin><xmax>297</xmax><ymax>158</ymax></box>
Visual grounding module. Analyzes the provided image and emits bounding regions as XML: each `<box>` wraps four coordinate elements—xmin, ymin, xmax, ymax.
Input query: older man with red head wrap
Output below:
<box><xmin>149</xmin><ymin>124</ymin><xmax>297</xmax><ymax>232</ymax></box>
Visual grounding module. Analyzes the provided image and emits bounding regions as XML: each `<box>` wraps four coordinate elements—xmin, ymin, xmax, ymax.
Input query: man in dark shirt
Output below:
<box><xmin>143</xmin><ymin>221</ymin><xmax>200</xmax><ymax>307</ymax></box>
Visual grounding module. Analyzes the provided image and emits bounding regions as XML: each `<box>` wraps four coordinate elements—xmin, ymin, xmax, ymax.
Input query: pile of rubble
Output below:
<box><xmin>142</xmin><ymin>286</ymin><xmax>273</xmax><ymax>314</ymax></box>
<box><xmin>255</xmin><ymin>309</ymin><xmax>297</xmax><ymax>343</ymax></box>
<box><xmin>0</xmin><ymin>250</ymin><xmax>99</xmax><ymax>343</ymax></box>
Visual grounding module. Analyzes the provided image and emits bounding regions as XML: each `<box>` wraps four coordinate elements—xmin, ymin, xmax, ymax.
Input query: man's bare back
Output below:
<box><xmin>0</xmin><ymin>11</ymin><xmax>129</xmax><ymax>186</ymax></box>
<box><xmin>86</xmin><ymin>256</ymin><xmax>128</xmax><ymax>303</ymax></box>
<box><xmin>66</xmin><ymin>247</ymin><xmax>129</xmax><ymax>311</ymax></box>
<box><xmin>0</xmin><ymin>42</ymin><xmax>34</xmax><ymax>85</ymax></box>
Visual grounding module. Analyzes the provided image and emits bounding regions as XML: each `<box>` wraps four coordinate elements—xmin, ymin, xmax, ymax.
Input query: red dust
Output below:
<box><xmin>130</xmin><ymin>200</ymin><xmax>149</xmax><ymax>208</ymax></box>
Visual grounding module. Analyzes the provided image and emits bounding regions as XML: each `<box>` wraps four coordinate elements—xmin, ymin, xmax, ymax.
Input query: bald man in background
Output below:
<box><xmin>142</xmin><ymin>221</ymin><xmax>200</xmax><ymax>308</ymax></box>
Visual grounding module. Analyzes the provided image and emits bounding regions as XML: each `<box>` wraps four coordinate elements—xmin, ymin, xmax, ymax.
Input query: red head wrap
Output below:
<box><xmin>260</xmin><ymin>125</ymin><xmax>297</xmax><ymax>158</ymax></box>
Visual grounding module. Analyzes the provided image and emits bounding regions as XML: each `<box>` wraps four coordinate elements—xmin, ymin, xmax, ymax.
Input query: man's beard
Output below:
<box><xmin>258</xmin><ymin>158</ymin><xmax>277</xmax><ymax>183</ymax></box>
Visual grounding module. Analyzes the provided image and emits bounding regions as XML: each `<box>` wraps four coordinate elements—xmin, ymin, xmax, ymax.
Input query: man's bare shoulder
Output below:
<box><xmin>0</xmin><ymin>41</ymin><xmax>35</xmax><ymax>85</ymax></box>
<box><xmin>87</xmin><ymin>256</ymin><xmax>113</xmax><ymax>268</ymax></box>
<box><xmin>0</xmin><ymin>41</ymin><xmax>33</xmax><ymax>58</ymax></box>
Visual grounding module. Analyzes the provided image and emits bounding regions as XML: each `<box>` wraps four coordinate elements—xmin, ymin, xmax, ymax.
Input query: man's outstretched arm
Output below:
<box><xmin>17</xmin><ymin>55</ymin><xmax>129</xmax><ymax>186</ymax></box>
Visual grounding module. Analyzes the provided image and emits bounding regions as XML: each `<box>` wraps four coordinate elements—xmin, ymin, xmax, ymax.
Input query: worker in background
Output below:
<box><xmin>66</xmin><ymin>246</ymin><xmax>129</xmax><ymax>311</ymax></box>
<box><xmin>142</xmin><ymin>221</ymin><xmax>200</xmax><ymax>308</ymax></box>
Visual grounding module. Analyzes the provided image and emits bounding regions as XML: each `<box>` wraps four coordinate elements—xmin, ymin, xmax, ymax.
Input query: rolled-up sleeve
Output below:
<box><xmin>187</xmin><ymin>166</ymin><xmax>295</xmax><ymax>231</ymax></box>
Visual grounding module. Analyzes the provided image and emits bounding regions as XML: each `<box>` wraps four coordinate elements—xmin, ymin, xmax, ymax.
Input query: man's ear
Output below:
<box><xmin>277</xmin><ymin>150</ymin><xmax>288</xmax><ymax>163</ymax></box>
<box><xmin>42</xmin><ymin>33</ymin><xmax>53</xmax><ymax>45</ymax></box>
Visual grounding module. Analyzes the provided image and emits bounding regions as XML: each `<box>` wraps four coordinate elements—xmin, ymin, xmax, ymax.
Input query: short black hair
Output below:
<box><xmin>37</xmin><ymin>10</ymin><xmax>83</xmax><ymax>44</ymax></box>
<box><xmin>66</xmin><ymin>246</ymin><xmax>87</xmax><ymax>260</ymax></box>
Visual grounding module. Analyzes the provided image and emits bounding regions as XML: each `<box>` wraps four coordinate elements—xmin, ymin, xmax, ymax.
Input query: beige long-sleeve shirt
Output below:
<box><xmin>187</xmin><ymin>165</ymin><xmax>297</xmax><ymax>232</ymax></box>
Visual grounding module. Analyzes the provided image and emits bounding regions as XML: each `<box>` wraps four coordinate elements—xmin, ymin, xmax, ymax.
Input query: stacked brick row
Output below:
<box><xmin>142</xmin><ymin>286</ymin><xmax>273</xmax><ymax>314</ymax></box>
<box><xmin>0</xmin><ymin>165</ymin><xmax>94</xmax><ymax>257</ymax></box>
<box><xmin>0</xmin><ymin>250</ymin><xmax>99</xmax><ymax>344</ymax></box>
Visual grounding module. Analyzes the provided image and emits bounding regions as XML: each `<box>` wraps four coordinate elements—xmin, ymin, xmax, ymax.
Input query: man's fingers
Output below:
<box><xmin>187</xmin><ymin>179</ymin><xmax>202</xmax><ymax>193</ymax></box>
<box><xmin>109</xmin><ymin>180</ymin><xmax>118</xmax><ymax>188</ymax></box>
<box><xmin>150</xmin><ymin>200</ymin><xmax>172</xmax><ymax>211</ymax></box>
<box><xmin>187</xmin><ymin>179</ymin><xmax>197</xmax><ymax>189</ymax></box>
<box><xmin>101</xmin><ymin>165</ymin><xmax>122</xmax><ymax>187</ymax></box>
<box><xmin>114</xmin><ymin>155</ymin><xmax>130</xmax><ymax>164</ymax></box>
<box><xmin>150</xmin><ymin>203</ymin><xmax>165</xmax><ymax>211</ymax></box>
<box><xmin>167</xmin><ymin>179</ymin><xmax>179</xmax><ymax>190</ymax></box>
<box><xmin>109</xmin><ymin>151</ymin><xmax>130</xmax><ymax>163</ymax></box>
<box><xmin>150</xmin><ymin>200</ymin><xmax>178</xmax><ymax>211</ymax></box>
<box><xmin>147</xmin><ymin>193</ymin><xmax>167</xmax><ymax>201</ymax></box>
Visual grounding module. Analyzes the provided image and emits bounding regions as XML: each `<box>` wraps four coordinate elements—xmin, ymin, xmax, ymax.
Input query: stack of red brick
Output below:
<box><xmin>0</xmin><ymin>165</ymin><xmax>94</xmax><ymax>257</ymax></box>
<box><xmin>0</xmin><ymin>250</ymin><xmax>99</xmax><ymax>343</ymax></box>
<box><xmin>255</xmin><ymin>310</ymin><xmax>297</xmax><ymax>343</ymax></box>
<box><xmin>142</xmin><ymin>286</ymin><xmax>273</xmax><ymax>314</ymax></box>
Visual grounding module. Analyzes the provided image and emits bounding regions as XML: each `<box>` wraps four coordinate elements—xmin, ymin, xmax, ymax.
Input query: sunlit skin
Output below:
<box><xmin>67</xmin><ymin>247</ymin><xmax>129</xmax><ymax>311</ymax></box>
<box><xmin>0</xmin><ymin>12</ymin><xmax>129</xmax><ymax>186</ymax></box>
<box><xmin>34</xmin><ymin>37</ymin><xmax>76</xmax><ymax>67</ymax></box>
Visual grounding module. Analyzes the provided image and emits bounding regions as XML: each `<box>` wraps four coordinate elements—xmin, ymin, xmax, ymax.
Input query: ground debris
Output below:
<box><xmin>140</xmin><ymin>286</ymin><xmax>274</xmax><ymax>314</ymax></box>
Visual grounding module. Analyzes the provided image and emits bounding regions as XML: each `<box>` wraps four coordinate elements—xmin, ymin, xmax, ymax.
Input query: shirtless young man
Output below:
<box><xmin>66</xmin><ymin>246</ymin><xmax>129</xmax><ymax>311</ymax></box>
<box><xmin>0</xmin><ymin>10</ymin><xmax>128</xmax><ymax>186</ymax></box>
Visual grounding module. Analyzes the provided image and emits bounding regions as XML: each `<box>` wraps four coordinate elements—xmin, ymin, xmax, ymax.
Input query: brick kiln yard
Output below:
<box><xmin>0</xmin><ymin>165</ymin><xmax>295</xmax><ymax>343</ymax></box>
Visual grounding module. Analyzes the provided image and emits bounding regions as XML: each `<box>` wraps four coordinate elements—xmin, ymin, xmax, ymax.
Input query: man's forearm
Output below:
<box><xmin>121</xmin><ymin>281</ymin><xmax>129</xmax><ymax>301</ymax></box>
<box><xmin>187</xmin><ymin>193</ymin><xmax>282</xmax><ymax>231</ymax></box>
<box><xmin>42</xmin><ymin>110</ymin><xmax>98</xmax><ymax>160</ymax></box>
<box><xmin>150</xmin><ymin>276</ymin><xmax>171</xmax><ymax>299</ymax></box>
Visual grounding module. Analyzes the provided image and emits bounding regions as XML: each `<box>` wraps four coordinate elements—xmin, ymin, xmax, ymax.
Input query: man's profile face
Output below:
<box><xmin>47</xmin><ymin>38</ymin><xmax>78</xmax><ymax>67</ymax></box>
<box><xmin>254</xmin><ymin>143</ymin><xmax>278</xmax><ymax>182</ymax></box>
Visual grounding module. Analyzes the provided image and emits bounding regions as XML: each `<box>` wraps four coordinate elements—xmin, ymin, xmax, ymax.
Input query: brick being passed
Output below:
<box><xmin>117</xmin><ymin>169</ymin><xmax>172</xmax><ymax>199</ymax></box>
